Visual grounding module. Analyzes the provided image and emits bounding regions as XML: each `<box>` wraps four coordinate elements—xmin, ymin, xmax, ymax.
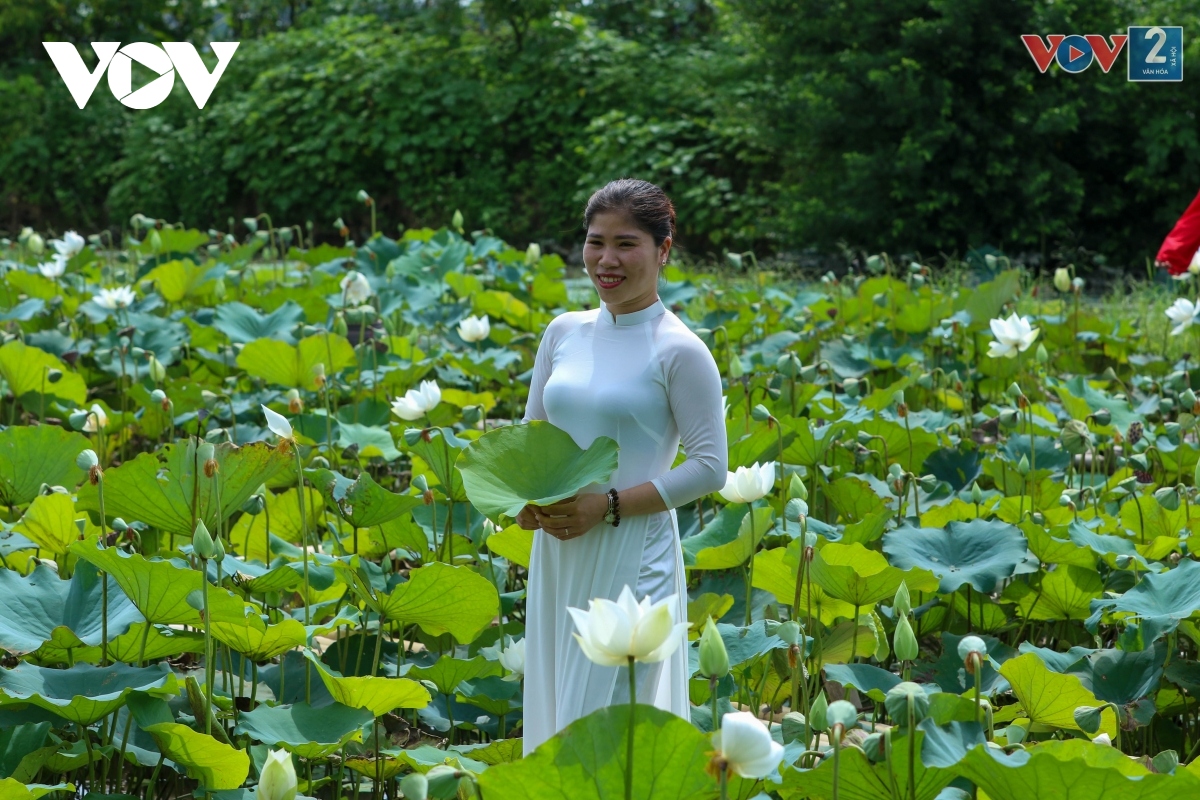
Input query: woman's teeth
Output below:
<box><xmin>599</xmin><ymin>276</ymin><xmax>624</xmax><ymax>288</ymax></box>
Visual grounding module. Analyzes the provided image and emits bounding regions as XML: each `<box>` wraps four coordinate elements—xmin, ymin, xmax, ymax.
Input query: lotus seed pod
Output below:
<box><xmin>751</xmin><ymin>404</ymin><xmax>772</xmax><ymax>422</ymax></box>
<box><xmin>894</xmin><ymin>614</ymin><xmax>919</xmax><ymax>662</ymax></box>
<box><xmin>862</xmin><ymin>731</ymin><xmax>887</xmax><ymax>763</ymax></box>
<box><xmin>286</xmin><ymin>388</ymin><xmax>303</xmax><ymax>414</ymax></box>
<box><xmin>412</xmin><ymin>474</ymin><xmax>429</xmax><ymax>492</ymax></box>
<box><xmin>1006</xmin><ymin>382</ymin><xmax>1023</xmax><ymax>399</ymax></box>
<box><xmin>1152</xmin><ymin>749</ymin><xmax>1179</xmax><ymax>775</ymax></box>
<box><xmin>911</xmin><ymin>274</ymin><xmax>925</xmax><ymax>288</ymax></box>
<box><xmin>1030</xmin><ymin>512</ymin><xmax>1045</xmax><ymax>525</ymax></box>
<box><xmin>809</xmin><ymin>691</ymin><xmax>828</xmax><ymax>731</ymax></box>
<box><xmin>192</xmin><ymin>520</ymin><xmax>216</xmax><ymax>560</ymax></box>
<box><xmin>462</xmin><ymin>404</ymin><xmax>483</xmax><ymax>425</ymax></box>
<box><xmin>827</xmin><ymin>700</ymin><xmax>858</xmax><ymax>740</ymax></box>
<box><xmin>957</xmin><ymin>635</ymin><xmax>987</xmax><ymax>674</ymax></box>
<box><xmin>698</xmin><ymin>617</ymin><xmax>730</xmax><ymax>679</ymax></box>
<box><xmin>47</xmin><ymin>368</ymin><xmax>62</xmax><ymax>383</ymax></box>
<box><xmin>884</xmin><ymin>681</ymin><xmax>930</xmax><ymax>725</ymax></box>
<box><xmin>76</xmin><ymin>449</ymin><xmax>99</xmax><ymax>470</ymax></box>
<box><xmin>785</xmin><ymin>497</ymin><xmax>809</xmax><ymax>522</ymax></box>
<box><xmin>27</xmin><ymin>232</ymin><xmax>44</xmax><ymax>255</ymax></box>
<box><xmin>425</xmin><ymin>765</ymin><xmax>462</xmax><ymax>797</ymax></box>
<box><xmin>1091</xmin><ymin>407</ymin><xmax>1112</xmax><ymax>426</ymax></box>
<box><xmin>892</xmin><ymin>390</ymin><xmax>906</xmax><ymax>407</ymax></box>
<box><xmin>356</xmin><ymin>189</ymin><xmax>371</xmax><ymax>203</ymax></box>
<box><xmin>1005</xmin><ymin>722</ymin><xmax>1028</xmax><ymax>745</ymax></box>
<box><xmin>866</xmin><ymin>254</ymin><xmax>883</xmax><ymax>274</ymax></box>
<box><xmin>197</xmin><ymin>442</ymin><xmax>215</xmax><ymax>463</ymax></box>
<box><xmin>998</xmin><ymin>408</ymin><xmax>1019</xmax><ymax>428</ymax></box>
<box><xmin>1059</xmin><ymin>419</ymin><xmax>1092</xmax><ymax>455</ymax></box>
<box><xmin>112</xmin><ymin>517</ymin><xmax>128</xmax><ymax>531</ymax></box>
<box><xmin>333</xmin><ymin>312</ymin><xmax>349</xmax><ymax>337</ymax></box>
<box><xmin>916</xmin><ymin>372</ymin><xmax>934</xmax><ymax>389</ymax></box>
<box><xmin>776</xmin><ymin>352</ymin><xmax>801</xmax><ymax>377</ymax></box>
<box><xmin>918</xmin><ymin>474</ymin><xmax>938</xmax><ymax>493</ymax></box>
<box><xmin>399</xmin><ymin>772</ymin><xmax>428</xmax><ymax>800</ymax></box>
<box><xmin>1073</xmin><ymin>705</ymin><xmax>1103</xmax><ymax>735</ymax></box>
<box><xmin>150</xmin><ymin>388</ymin><xmax>167</xmax><ymax>404</ymax></box>
<box><xmin>893</xmin><ymin>582</ymin><xmax>911</xmax><ymax>617</ymax></box>
<box><xmin>243</xmin><ymin>217</ymin><xmax>258</xmax><ymax>233</ymax></box>
<box><xmin>242</xmin><ymin>494</ymin><xmax>265</xmax><ymax>515</ymax></box>
<box><xmin>1155</xmin><ymin>486</ymin><xmax>1181</xmax><ymax>512</ymax></box>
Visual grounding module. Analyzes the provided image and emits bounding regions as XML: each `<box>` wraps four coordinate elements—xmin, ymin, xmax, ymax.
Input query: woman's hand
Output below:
<box><xmin>528</xmin><ymin>492</ymin><xmax>609</xmax><ymax>541</ymax></box>
<box><xmin>515</xmin><ymin>504</ymin><xmax>541</xmax><ymax>531</ymax></box>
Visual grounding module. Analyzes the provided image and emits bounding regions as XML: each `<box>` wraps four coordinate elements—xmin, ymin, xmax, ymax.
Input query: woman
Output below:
<box><xmin>513</xmin><ymin>178</ymin><xmax>729</xmax><ymax>754</ymax></box>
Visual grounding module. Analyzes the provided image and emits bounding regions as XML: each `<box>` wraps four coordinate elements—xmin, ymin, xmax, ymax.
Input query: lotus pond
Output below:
<box><xmin>3</xmin><ymin>214</ymin><xmax>1200</xmax><ymax>800</ymax></box>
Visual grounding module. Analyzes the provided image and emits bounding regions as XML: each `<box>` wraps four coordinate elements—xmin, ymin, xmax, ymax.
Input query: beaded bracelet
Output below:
<box><xmin>607</xmin><ymin>487</ymin><xmax>621</xmax><ymax>527</ymax></box>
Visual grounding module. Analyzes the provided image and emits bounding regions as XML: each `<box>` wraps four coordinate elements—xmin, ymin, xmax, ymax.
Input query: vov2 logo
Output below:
<box><xmin>1022</xmin><ymin>27</ymin><xmax>1183</xmax><ymax>81</ymax></box>
<box><xmin>42</xmin><ymin>42</ymin><xmax>240</xmax><ymax>109</ymax></box>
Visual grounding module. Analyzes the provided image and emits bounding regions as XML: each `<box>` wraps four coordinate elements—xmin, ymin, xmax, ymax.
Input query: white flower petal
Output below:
<box><xmin>261</xmin><ymin>404</ymin><xmax>293</xmax><ymax>439</ymax></box>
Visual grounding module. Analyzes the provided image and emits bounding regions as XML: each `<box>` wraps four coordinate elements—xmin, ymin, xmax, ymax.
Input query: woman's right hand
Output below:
<box><xmin>515</xmin><ymin>503</ymin><xmax>541</xmax><ymax>531</ymax></box>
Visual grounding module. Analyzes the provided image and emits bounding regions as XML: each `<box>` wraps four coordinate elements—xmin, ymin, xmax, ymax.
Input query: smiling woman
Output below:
<box><xmin>513</xmin><ymin>178</ymin><xmax>729</xmax><ymax>754</ymax></box>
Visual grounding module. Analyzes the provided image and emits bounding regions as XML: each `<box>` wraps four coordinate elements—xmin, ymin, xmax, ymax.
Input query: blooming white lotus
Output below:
<box><xmin>38</xmin><ymin>255</ymin><xmax>67</xmax><ymax>279</ymax></box>
<box><xmin>712</xmin><ymin>711</ymin><xmax>785</xmax><ymax>779</ymax></box>
<box><xmin>457</xmin><ymin>314</ymin><xmax>491</xmax><ymax>343</ymax></box>
<box><xmin>80</xmin><ymin>403</ymin><xmax>108</xmax><ymax>432</ymax></box>
<box><xmin>257</xmin><ymin>748</ymin><xmax>297</xmax><ymax>800</ymax></box>
<box><xmin>986</xmin><ymin>313</ymin><xmax>1039</xmax><ymax>359</ymax></box>
<box><xmin>261</xmin><ymin>404</ymin><xmax>294</xmax><ymax>440</ymax></box>
<box><xmin>1166</xmin><ymin>298</ymin><xmax>1200</xmax><ymax>336</ymax></box>
<box><xmin>94</xmin><ymin>286</ymin><xmax>137</xmax><ymax>310</ymax></box>
<box><xmin>390</xmin><ymin>379</ymin><xmax>441</xmax><ymax>421</ymax></box>
<box><xmin>719</xmin><ymin>461</ymin><xmax>776</xmax><ymax>504</ymax></box>
<box><xmin>339</xmin><ymin>270</ymin><xmax>372</xmax><ymax>305</ymax></box>
<box><xmin>567</xmin><ymin>584</ymin><xmax>689</xmax><ymax>668</ymax></box>
<box><xmin>51</xmin><ymin>230</ymin><xmax>85</xmax><ymax>258</ymax></box>
<box><xmin>498</xmin><ymin>636</ymin><xmax>525</xmax><ymax>681</ymax></box>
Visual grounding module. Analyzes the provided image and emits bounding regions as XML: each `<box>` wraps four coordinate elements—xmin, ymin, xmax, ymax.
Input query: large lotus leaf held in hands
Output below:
<box><xmin>455</xmin><ymin>420</ymin><xmax>619</xmax><ymax>518</ymax></box>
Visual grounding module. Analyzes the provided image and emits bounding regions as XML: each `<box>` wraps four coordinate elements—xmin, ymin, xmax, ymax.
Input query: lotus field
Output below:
<box><xmin>5</xmin><ymin>212</ymin><xmax>1200</xmax><ymax>800</ymax></box>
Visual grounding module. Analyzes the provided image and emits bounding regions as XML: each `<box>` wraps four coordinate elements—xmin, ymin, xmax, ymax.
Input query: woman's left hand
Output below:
<box><xmin>533</xmin><ymin>492</ymin><xmax>609</xmax><ymax>541</ymax></box>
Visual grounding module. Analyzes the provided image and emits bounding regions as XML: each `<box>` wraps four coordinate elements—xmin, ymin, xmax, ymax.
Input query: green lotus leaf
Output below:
<box><xmin>882</xmin><ymin>519</ymin><xmax>1038</xmax><ymax>593</ymax></box>
<box><xmin>454</xmin><ymin>420</ymin><xmax>618</xmax><ymax>518</ymax></box>
<box><xmin>0</xmin><ymin>425</ymin><xmax>88</xmax><ymax>506</ymax></box>
<box><xmin>208</xmin><ymin>614</ymin><xmax>307</xmax><ymax>662</ymax></box>
<box><xmin>682</xmin><ymin>503</ymin><xmax>748</xmax><ymax>567</ymax></box>
<box><xmin>1084</xmin><ymin>557</ymin><xmax>1200</xmax><ymax>643</ymax></box>
<box><xmin>1019</xmin><ymin>523</ymin><xmax>1096</xmax><ymax>568</ymax></box>
<box><xmin>781</xmin><ymin>417</ymin><xmax>853</xmax><ymax>467</ymax></box>
<box><xmin>823</xmin><ymin>662</ymin><xmax>904</xmax><ymax>702</ymax></box>
<box><xmin>76</xmin><ymin>440</ymin><xmax>291</xmax><ymax>538</ymax></box>
<box><xmin>1026</xmin><ymin>641</ymin><xmax>1167</xmax><ymax>707</ymax></box>
<box><xmin>997</xmin><ymin>653</ymin><xmax>1117</xmax><ymax>738</ymax></box>
<box><xmin>456</xmin><ymin>675</ymin><xmax>522</xmax><ymax>717</ymax></box>
<box><xmin>405</xmin><ymin>426</ymin><xmax>470</xmax><ymax>502</ymax></box>
<box><xmin>0</xmin><ymin>340</ymin><xmax>88</xmax><ymax>410</ymax></box>
<box><xmin>485</xmin><ymin>524</ymin><xmax>533</xmax><ymax>568</ymax></box>
<box><xmin>236</xmin><ymin>332</ymin><xmax>356</xmax><ymax>390</ymax></box>
<box><xmin>0</xmin><ymin>779</ymin><xmax>75</xmax><ymax>800</ymax></box>
<box><xmin>233</xmin><ymin>700</ymin><xmax>372</xmax><ymax>759</ymax></box>
<box><xmin>213</xmin><ymin>300</ymin><xmax>304</xmax><ymax>344</ymax></box>
<box><xmin>810</xmin><ymin>542</ymin><xmax>940</xmax><ymax>608</ymax></box>
<box><xmin>379</xmin><ymin>562</ymin><xmax>500</xmax><ymax>642</ymax></box>
<box><xmin>407</xmin><ymin>656</ymin><xmax>502</xmax><ymax>697</ymax></box>
<box><xmin>37</xmin><ymin>622</ymin><xmax>204</xmax><ymax>666</ymax></box>
<box><xmin>0</xmin><ymin>562</ymin><xmax>141</xmax><ymax>655</ymax></box>
<box><xmin>229</xmin><ymin>486</ymin><xmax>321</xmax><ymax>563</ymax></box>
<box><xmin>951</xmin><ymin>739</ymin><xmax>1194</xmax><ymax>800</ymax></box>
<box><xmin>11</xmin><ymin>493</ymin><xmax>89</xmax><ymax>557</ymax></box>
<box><xmin>751</xmin><ymin>540</ymin><xmax>857</xmax><ymax>626</ymax></box>
<box><xmin>306</xmin><ymin>467</ymin><xmax>422</xmax><ymax>528</ymax></box>
<box><xmin>142</xmin><ymin>722</ymin><xmax>249</xmax><ymax>790</ymax></box>
<box><xmin>779</xmin><ymin>728</ymin><xmax>952</xmax><ymax>800</ymax></box>
<box><xmin>68</xmin><ymin>542</ymin><xmax>247</xmax><ymax>626</ymax></box>
<box><xmin>302</xmin><ymin>651</ymin><xmax>430</xmax><ymax>716</ymax></box>
<box><xmin>337</xmin><ymin>422</ymin><xmax>401</xmax><ymax>462</ymax></box>
<box><xmin>477</xmin><ymin>704</ymin><xmax>716</xmax><ymax>799</ymax></box>
<box><xmin>685</xmin><ymin>620</ymin><xmax>788</xmax><ymax>676</ymax></box>
<box><xmin>824</xmin><ymin>476</ymin><xmax>889</xmax><ymax>523</ymax></box>
<box><xmin>692</xmin><ymin>507</ymin><xmax>774</xmax><ymax>570</ymax></box>
<box><xmin>0</xmin><ymin>662</ymin><xmax>177</xmax><ymax>725</ymax></box>
<box><xmin>1004</xmin><ymin>565</ymin><xmax>1103</xmax><ymax>621</ymax></box>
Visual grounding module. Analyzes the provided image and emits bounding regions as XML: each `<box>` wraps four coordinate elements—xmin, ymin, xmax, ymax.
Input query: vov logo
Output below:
<box><xmin>42</xmin><ymin>42</ymin><xmax>239</xmax><ymax>110</ymax></box>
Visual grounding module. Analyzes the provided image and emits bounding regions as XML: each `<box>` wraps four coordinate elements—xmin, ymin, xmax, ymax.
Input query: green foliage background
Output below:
<box><xmin>2</xmin><ymin>0</ymin><xmax>1200</xmax><ymax>266</ymax></box>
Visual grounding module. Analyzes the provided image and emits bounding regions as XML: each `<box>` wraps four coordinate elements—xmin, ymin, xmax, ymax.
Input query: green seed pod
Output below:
<box><xmin>399</xmin><ymin>772</ymin><xmax>428</xmax><ymax>800</ymax></box>
<box><xmin>892</xmin><ymin>390</ymin><xmax>906</xmax><ymax>408</ymax></box>
<box><xmin>241</xmin><ymin>494</ymin><xmax>265</xmax><ymax>516</ymax></box>
<box><xmin>192</xmin><ymin>520</ymin><xmax>216</xmax><ymax>560</ymax></box>
<box><xmin>1059</xmin><ymin>419</ymin><xmax>1093</xmax><ymax>456</ymax></box>
<box><xmin>866</xmin><ymin>255</ymin><xmax>884</xmax><ymax>274</ymax></box>
<box><xmin>884</xmin><ymin>681</ymin><xmax>930</xmax><ymax>726</ymax></box>
<box><xmin>1072</xmin><ymin>705</ymin><xmax>1103</xmax><ymax>735</ymax></box>
<box><xmin>998</xmin><ymin>408</ymin><xmax>1019</xmax><ymax>428</ymax></box>
<box><xmin>47</xmin><ymin>369</ymin><xmax>62</xmax><ymax>384</ymax></box>
<box><xmin>894</xmin><ymin>614</ymin><xmax>919</xmax><ymax>662</ymax></box>
<box><xmin>112</xmin><ymin>517</ymin><xmax>128</xmax><ymax>532</ymax></box>
<box><xmin>843</xmin><ymin>377</ymin><xmax>861</xmax><ymax>397</ymax></box>
<box><xmin>826</xmin><ymin>699</ymin><xmax>858</xmax><ymax>739</ymax></box>
<box><xmin>426</xmin><ymin>764</ymin><xmax>462</xmax><ymax>798</ymax></box>
<box><xmin>957</xmin><ymin>635</ymin><xmax>987</xmax><ymax>669</ymax></box>
<box><xmin>1155</xmin><ymin>486</ymin><xmax>1181</xmax><ymax>512</ymax></box>
<box><xmin>785</xmin><ymin>498</ymin><xmax>809</xmax><ymax>522</ymax></box>
<box><xmin>862</xmin><ymin>731</ymin><xmax>887</xmax><ymax>763</ymax></box>
<box><xmin>751</xmin><ymin>404</ymin><xmax>772</xmax><ymax>422</ymax></box>
<box><xmin>76</xmin><ymin>449</ymin><xmax>99</xmax><ymax>470</ymax></box>
<box><xmin>894</xmin><ymin>582</ymin><xmax>911</xmax><ymax>617</ymax></box>
<box><xmin>1091</xmin><ymin>407</ymin><xmax>1112</xmax><ymax>426</ymax></box>
<box><xmin>1006</xmin><ymin>382</ymin><xmax>1023</xmax><ymax>399</ymax></box>
<box><xmin>197</xmin><ymin>442</ymin><xmax>215</xmax><ymax>463</ymax></box>
<box><xmin>698</xmin><ymin>617</ymin><xmax>730</xmax><ymax>679</ymax></box>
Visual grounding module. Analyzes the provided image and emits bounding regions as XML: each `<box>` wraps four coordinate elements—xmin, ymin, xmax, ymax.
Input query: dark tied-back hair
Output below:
<box><xmin>584</xmin><ymin>178</ymin><xmax>677</xmax><ymax>253</ymax></box>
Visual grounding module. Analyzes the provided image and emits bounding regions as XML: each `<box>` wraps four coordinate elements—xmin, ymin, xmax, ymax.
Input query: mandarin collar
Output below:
<box><xmin>599</xmin><ymin>298</ymin><xmax>667</xmax><ymax>327</ymax></box>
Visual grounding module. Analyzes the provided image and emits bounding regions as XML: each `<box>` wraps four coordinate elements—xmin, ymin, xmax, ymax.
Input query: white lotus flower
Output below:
<box><xmin>390</xmin><ymin>379</ymin><xmax>441</xmax><ymax>421</ymax></box>
<box><xmin>94</xmin><ymin>286</ymin><xmax>136</xmax><ymax>310</ymax></box>
<box><xmin>257</xmin><ymin>748</ymin><xmax>297</xmax><ymax>800</ymax></box>
<box><xmin>567</xmin><ymin>584</ymin><xmax>689</xmax><ymax>668</ymax></box>
<box><xmin>1166</xmin><ymin>298</ymin><xmax>1200</xmax><ymax>336</ymax></box>
<box><xmin>498</xmin><ymin>636</ymin><xmax>525</xmax><ymax>681</ymax></box>
<box><xmin>261</xmin><ymin>404</ymin><xmax>294</xmax><ymax>440</ymax></box>
<box><xmin>51</xmin><ymin>230</ymin><xmax>85</xmax><ymax>258</ymax></box>
<box><xmin>339</xmin><ymin>270</ymin><xmax>372</xmax><ymax>305</ymax></box>
<box><xmin>713</xmin><ymin>711</ymin><xmax>785</xmax><ymax>779</ymax></box>
<box><xmin>38</xmin><ymin>255</ymin><xmax>68</xmax><ymax>279</ymax></box>
<box><xmin>1190</xmin><ymin>246</ymin><xmax>1200</xmax><ymax>274</ymax></box>
<box><xmin>80</xmin><ymin>403</ymin><xmax>107</xmax><ymax>432</ymax></box>
<box><xmin>986</xmin><ymin>312</ymin><xmax>1039</xmax><ymax>359</ymax></box>
<box><xmin>1093</xmin><ymin>733</ymin><xmax>1112</xmax><ymax>746</ymax></box>
<box><xmin>719</xmin><ymin>461</ymin><xmax>776</xmax><ymax>504</ymax></box>
<box><xmin>457</xmin><ymin>314</ymin><xmax>491</xmax><ymax>343</ymax></box>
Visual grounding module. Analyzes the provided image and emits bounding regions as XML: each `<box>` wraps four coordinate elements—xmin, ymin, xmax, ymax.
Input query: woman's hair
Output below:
<box><xmin>583</xmin><ymin>178</ymin><xmax>677</xmax><ymax>253</ymax></box>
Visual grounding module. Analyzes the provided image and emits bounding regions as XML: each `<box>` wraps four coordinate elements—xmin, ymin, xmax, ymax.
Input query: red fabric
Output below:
<box><xmin>1158</xmin><ymin>187</ymin><xmax>1200</xmax><ymax>275</ymax></box>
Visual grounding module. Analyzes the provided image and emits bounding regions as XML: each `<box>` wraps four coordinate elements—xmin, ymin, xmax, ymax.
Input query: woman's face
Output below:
<box><xmin>583</xmin><ymin>210</ymin><xmax>671</xmax><ymax>315</ymax></box>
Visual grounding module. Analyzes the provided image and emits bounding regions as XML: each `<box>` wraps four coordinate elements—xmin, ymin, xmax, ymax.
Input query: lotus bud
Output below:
<box><xmin>212</xmin><ymin>536</ymin><xmax>225</xmax><ymax>563</ymax></box>
<box><xmin>1006</xmin><ymin>382</ymin><xmax>1023</xmax><ymax>400</ymax></box>
<box><xmin>893</xmin><ymin>582</ymin><xmax>911</xmax><ymax>617</ymax></box>
<box><xmin>192</xmin><ymin>520</ymin><xmax>216</xmax><ymax>560</ymax></box>
<box><xmin>1155</xmin><ymin>486</ymin><xmax>1181</xmax><ymax>511</ymax></box>
<box><xmin>333</xmin><ymin>312</ymin><xmax>348</xmax><ymax>337</ymax></box>
<box><xmin>243</xmin><ymin>217</ymin><xmax>258</xmax><ymax>233</ymax></box>
<box><xmin>957</xmin><ymin>635</ymin><xmax>987</xmax><ymax>674</ymax></box>
<box><xmin>286</xmin><ymin>388</ymin><xmax>303</xmax><ymax>414</ymax></box>
<box><xmin>826</xmin><ymin>700</ymin><xmax>858</xmax><ymax>742</ymax></box>
<box><xmin>1091</xmin><ymin>407</ymin><xmax>1112</xmax><ymax>426</ymax></box>
<box><xmin>525</xmin><ymin>242</ymin><xmax>541</xmax><ymax>265</ymax></box>
<box><xmin>27</xmin><ymin>232</ymin><xmax>44</xmax><ymax>255</ymax></box>
<box><xmin>1059</xmin><ymin>419</ymin><xmax>1092</xmax><ymax>455</ymax></box>
<box><xmin>356</xmin><ymin>189</ymin><xmax>371</xmax><ymax>204</ymax></box>
<box><xmin>884</xmin><ymin>681</ymin><xmax>930</xmax><ymax>726</ymax></box>
<box><xmin>1054</xmin><ymin>267</ymin><xmax>1071</xmax><ymax>293</ymax></box>
<box><xmin>399</xmin><ymin>772</ymin><xmax>428</xmax><ymax>800</ymax></box>
<box><xmin>425</xmin><ymin>765</ymin><xmax>462</xmax><ymax>797</ymax></box>
<box><xmin>77</xmin><ymin>449</ymin><xmax>99</xmax><ymax>471</ymax></box>
<box><xmin>1072</xmin><ymin>276</ymin><xmax>1085</xmax><ymax>292</ymax></box>
<box><xmin>451</xmin><ymin>209</ymin><xmax>464</xmax><ymax>233</ymax></box>
<box><xmin>698</xmin><ymin>617</ymin><xmax>730</xmax><ymax>679</ymax></box>
<box><xmin>312</xmin><ymin>362</ymin><xmax>326</xmax><ymax>389</ymax></box>
<box><xmin>242</xmin><ymin>494</ymin><xmax>265</xmax><ymax>515</ymax></box>
<box><xmin>728</xmin><ymin>353</ymin><xmax>744</xmax><ymax>379</ymax></box>
<box><xmin>1017</xmin><ymin>455</ymin><xmax>1030</xmax><ymax>475</ymax></box>
<box><xmin>894</xmin><ymin>614</ymin><xmax>918</xmax><ymax>662</ymax></box>
<box><xmin>1035</xmin><ymin>343</ymin><xmax>1049</xmax><ymax>364</ymax></box>
<box><xmin>970</xmin><ymin>481</ymin><xmax>983</xmax><ymax>505</ymax></box>
<box><xmin>751</xmin><ymin>404</ymin><xmax>772</xmax><ymax>422</ymax></box>
<box><xmin>809</xmin><ymin>691</ymin><xmax>828</xmax><ymax>731</ymax></box>
<box><xmin>1073</xmin><ymin>705</ymin><xmax>1104</xmax><ymax>735</ymax></box>
<box><xmin>788</xmin><ymin>473</ymin><xmax>808</xmax><ymax>503</ymax></box>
